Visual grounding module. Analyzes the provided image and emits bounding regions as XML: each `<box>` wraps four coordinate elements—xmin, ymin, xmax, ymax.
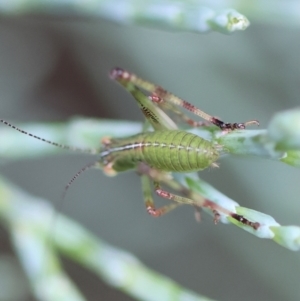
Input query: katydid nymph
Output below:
<box><xmin>0</xmin><ymin>67</ymin><xmax>260</xmax><ymax>230</ymax></box>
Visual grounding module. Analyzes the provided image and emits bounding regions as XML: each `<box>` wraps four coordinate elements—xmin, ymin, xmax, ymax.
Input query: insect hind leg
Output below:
<box><xmin>149</xmin><ymin>87</ymin><xmax>259</xmax><ymax>130</ymax></box>
<box><xmin>110</xmin><ymin>68</ymin><xmax>177</xmax><ymax>131</ymax></box>
<box><xmin>110</xmin><ymin>67</ymin><xmax>259</xmax><ymax>131</ymax></box>
<box><xmin>149</xmin><ymin>95</ymin><xmax>210</xmax><ymax>128</ymax></box>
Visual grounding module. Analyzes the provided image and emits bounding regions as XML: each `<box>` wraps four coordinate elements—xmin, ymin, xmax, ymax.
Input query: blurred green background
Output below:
<box><xmin>0</xmin><ymin>5</ymin><xmax>300</xmax><ymax>301</ymax></box>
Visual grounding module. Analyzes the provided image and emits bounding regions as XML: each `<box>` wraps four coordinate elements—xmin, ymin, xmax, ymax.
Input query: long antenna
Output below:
<box><xmin>0</xmin><ymin>119</ymin><xmax>97</xmax><ymax>154</ymax></box>
<box><xmin>44</xmin><ymin>160</ymin><xmax>100</xmax><ymax>279</ymax></box>
<box><xmin>61</xmin><ymin>161</ymin><xmax>100</xmax><ymax>200</ymax></box>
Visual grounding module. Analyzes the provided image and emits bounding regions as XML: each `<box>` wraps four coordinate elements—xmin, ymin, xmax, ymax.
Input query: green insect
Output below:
<box><xmin>0</xmin><ymin>67</ymin><xmax>260</xmax><ymax>229</ymax></box>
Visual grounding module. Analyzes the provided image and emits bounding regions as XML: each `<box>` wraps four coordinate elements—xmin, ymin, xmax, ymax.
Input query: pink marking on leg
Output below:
<box><xmin>147</xmin><ymin>206</ymin><xmax>162</xmax><ymax>217</ymax></box>
<box><xmin>101</xmin><ymin>136</ymin><xmax>112</xmax><ymax>146</ymax></box>
<box><xmin>103</xmin><ymin>162</ymin><xmax>117</xmax><ymax>177</ymax></box>
<box><xmin>145</xmin><ymin>199</ymin><xmax>167</xmax><ymax>217</ymax></box>
<box><xmin>149</xmin><ymin>94</ymin><xmax>163</xmax><ymax>103</ymax></box>
<box><xmin>156</xmin><ymin>189</ymin><xmax>172</xmax><ymax>199</ymax></box>
<box><xmin>212</xmin><ymin>210</ymin><xmax>221</xmax><ymax>225</ymax></box>
<box><xmin>194</xmin><ymin>207</ymin><xmax>202</xmax><ymax>223</ymax></box>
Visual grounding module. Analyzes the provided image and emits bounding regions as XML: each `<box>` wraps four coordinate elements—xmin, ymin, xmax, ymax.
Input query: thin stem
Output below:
<box><xmin>0</xmin><ymin>118</ymin><xmax>299</xmax><ymax>167</ymax></box>
<box><xmin>0</xmin><ymin>176</ymin><xmax>217</xmax><ymax>301</ymax></box>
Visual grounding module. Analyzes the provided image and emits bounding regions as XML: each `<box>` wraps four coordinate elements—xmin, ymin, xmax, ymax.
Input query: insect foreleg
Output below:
<box><xmin>141</xmin><ymin>174</ymin><xmax>181</xmax><ymax>217</ymax></box>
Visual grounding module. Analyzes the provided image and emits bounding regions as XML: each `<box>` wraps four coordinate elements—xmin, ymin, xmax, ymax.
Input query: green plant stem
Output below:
<box><xmin>0</xmin><ymin>176</ymin><xmax>216</xmax><ymax>301</ymax></box>
<box><xmin>1</xmin><ymin>1</ymin><xmax>299</xmax><ymax>30</ymax></box>
<box><xmin>0</xmin><ymin>0</ymin><xmax>250</xmax><ymax>34</ymax></box>
<box><xmin>1</xmin><ymin>118</ymin><xmax>299</xmax><ymax>167</ymax></box>
<box><xmin>1</xmin><ymin>115</ymin><xmax>300</xmax><ymax>250</ymax></box>
<box><xmin>0</xmin><ymin>113</ymin><xmax>300</xmax><ymax>301</ymax></box>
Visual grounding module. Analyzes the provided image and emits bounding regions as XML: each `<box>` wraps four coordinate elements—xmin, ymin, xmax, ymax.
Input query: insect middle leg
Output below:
<box><xmin>141</xmin><ymin>174</ymin><xmax>181</xmax><ymax>217</ymax></box>
<box><xmin>156</xmin><ymin>178</ymin><xmax>259</xmax><ymax>229</ymax></box>
<box><xmin>151</xmin><ymin>179</ymin><xmax>224</xmax><ymax>222</ymax></box>
<box><xmin>138</xmin><ymin>164</ymin><xmax>260</xmax><ymax>229</ymax></box>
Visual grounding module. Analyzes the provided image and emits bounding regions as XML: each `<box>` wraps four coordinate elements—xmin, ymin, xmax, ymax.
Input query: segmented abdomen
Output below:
<box><xmin>104</xmin><ymin>130</ymin><xmax>219</xmax><ymax>172</ymax></box>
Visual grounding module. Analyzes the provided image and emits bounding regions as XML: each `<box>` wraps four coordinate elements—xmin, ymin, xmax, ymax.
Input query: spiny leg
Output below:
<box><xmin>149</xmin><ymin>96</ymin><xmax>210</xmax><ymax>128</ymax></box>
<box><xmin>156</xmin><ymin>180</ymin><xmax>259</xmax><ymax>229</ymax></box>
<box><xmin>141</xmin><ymin>174</ymin><xmax>180</xmax><ymax>217</ymax></box>
<box><xmin>149</xmin><ymin>89</ymin><xmax>259</xmax><ymax>130</ymax></box>
<box><xmin>111</xmin><ymin>67</ymin><xmax>201</xmax><ymax>129</ymax></box>
<box><xmin>110</xmin><ymin>68</ymin><xmax>177</xmax><ymax>131</ymax></box>
<box><xmin>137</xmin><ymin>164</ymin><xmax>260</xmax><ymax>230</ymax></box>
<box><xmin>110</xmin><ymin>67</ymin><xmax>259</xmax><ymax>131</ymax></box>
<box><xmin>171</xmin><ymin>179</ymin><xmax>260</xmax><ymax>229</ymax></box>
